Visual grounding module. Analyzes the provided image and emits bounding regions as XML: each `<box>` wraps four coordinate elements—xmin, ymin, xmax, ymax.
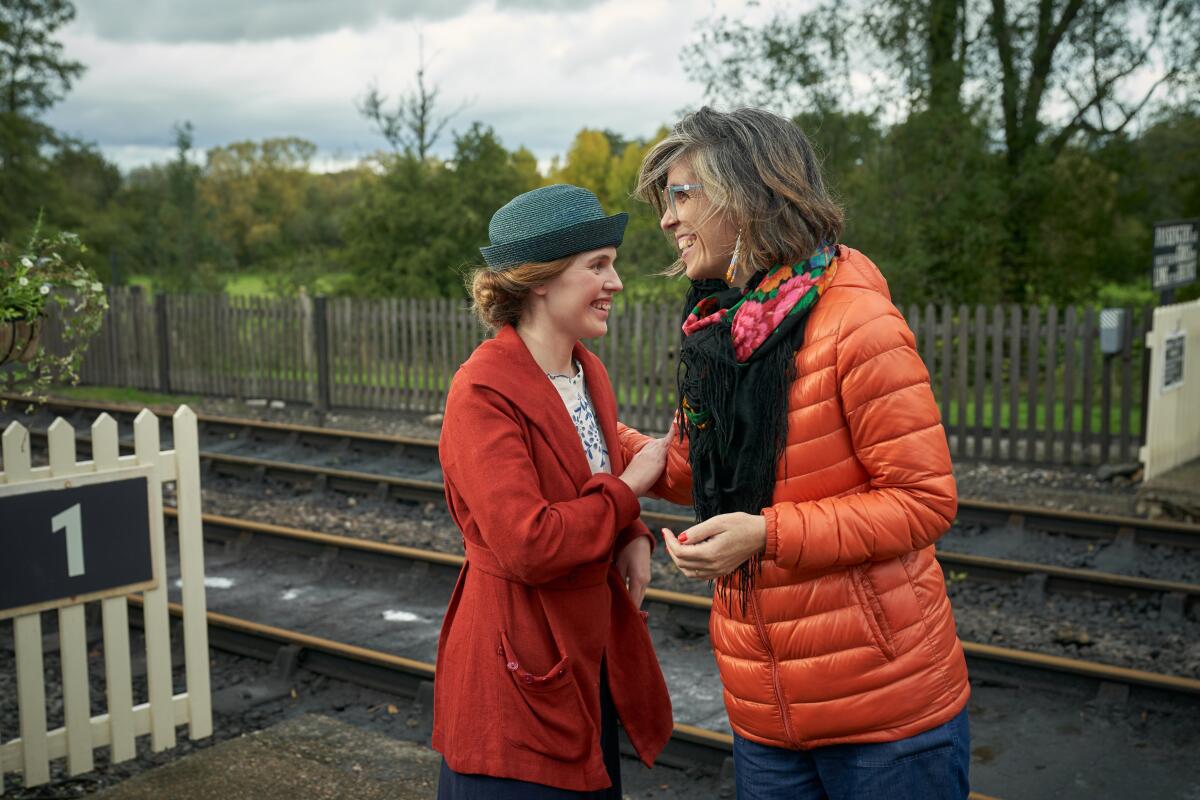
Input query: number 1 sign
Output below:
<box><xmin>0</xmin><ymin>465</ymin><xmax>157</xmax><ymax>619</ymax></box>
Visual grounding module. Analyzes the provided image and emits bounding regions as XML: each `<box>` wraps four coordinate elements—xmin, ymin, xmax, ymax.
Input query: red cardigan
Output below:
<box><xmin>432</xmin><ymin>325</ymin><xmax>673</xmax><ymax>791</ymax></box>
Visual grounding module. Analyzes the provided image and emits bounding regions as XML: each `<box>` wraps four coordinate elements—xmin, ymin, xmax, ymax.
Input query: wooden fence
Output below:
<box><xmin>34</xmin><ymin>288</ymin><xmax>1154</xmax><ymax>465</ymax></box>
<box><xmin>0</xmin><ymin>408</ymin><xmax>211</xmax><ymax>791</ymax></box>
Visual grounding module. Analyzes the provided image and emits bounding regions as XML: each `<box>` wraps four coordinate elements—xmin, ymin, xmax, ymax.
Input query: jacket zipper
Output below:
<box><xmin>749</xmin><ymin>589</ymin><xmax>795</xmax><ymax>744</ymax></box>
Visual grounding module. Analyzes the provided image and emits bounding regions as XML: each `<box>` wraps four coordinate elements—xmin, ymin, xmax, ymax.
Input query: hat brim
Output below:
<box><xmin>480</xmin><ymin>213</ymin><xmax>628</xmax><ymax>271</ymax></box>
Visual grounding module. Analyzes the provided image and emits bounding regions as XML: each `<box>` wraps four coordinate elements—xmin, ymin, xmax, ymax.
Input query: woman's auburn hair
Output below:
<box><xmin>635</xmin><ymin>106</ymin><xmax>844</xmax><ymax>276</ymax></box>
<box><xmin>467</xmin><ymin>255</ymin><xmax>574</xmax><ymax>330</ymax></box>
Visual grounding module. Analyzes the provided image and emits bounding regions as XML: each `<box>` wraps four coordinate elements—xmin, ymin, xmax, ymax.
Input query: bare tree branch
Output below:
<box><xmin>355</xmin><ymin>34</ymin><xmax>469</xmax><ymax>159</ymax></box>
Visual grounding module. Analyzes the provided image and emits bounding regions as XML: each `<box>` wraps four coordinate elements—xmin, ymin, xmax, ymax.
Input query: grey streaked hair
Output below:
<box><xmin>636</xmin><ymin>107</ymin><xmax>844</xmax><ymax>276</ymax></box>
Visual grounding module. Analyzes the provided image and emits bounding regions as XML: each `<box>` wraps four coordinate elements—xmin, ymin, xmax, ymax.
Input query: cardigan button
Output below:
<box><xmin>506</xmin><ymin>661</ymin><xmax>518</xmax><ymax>671</ymax></box>
<box><xmin>497</xmin><ymin>646</ymin><xmax>504</xmax><ymax>655</ymax></box>
<box><xmin>522</xmin><ymin>675</ymin><xmax>533</xmax><ymax>684</ymax></box>
<box><xmin>557</xmin><ymin>669</ymin><xmax>565</xmax><ymax>676</ymax></box>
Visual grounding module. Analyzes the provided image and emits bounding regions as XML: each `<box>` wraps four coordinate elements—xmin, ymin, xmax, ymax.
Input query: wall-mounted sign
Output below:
<box><xmin>0</xmin><ymin>465</ymin><xmax>157</xmax><ymax>619</ymax></box>
<box><xmin>1153</xmin><ymin>219</ymin><xmax>1198</xmax><ymax>292</ymax></box>
<box><xmin>1162</xmin><ymin>330</ymin><xmax>1185</xmax><ymax>394</ymax></box>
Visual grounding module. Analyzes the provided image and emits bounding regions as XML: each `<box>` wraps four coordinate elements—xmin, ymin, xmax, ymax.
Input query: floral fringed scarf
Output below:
<box><xmin>677</xmin><ymin>245</ymin><xmax>839</xmax><ymax>610</ymax></box>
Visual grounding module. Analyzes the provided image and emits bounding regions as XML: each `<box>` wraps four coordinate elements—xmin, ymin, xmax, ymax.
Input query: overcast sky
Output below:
<box><xmin>44</xmin><ymin>0</ymin><xmax>762</xmax><ymax>173</ymax></box>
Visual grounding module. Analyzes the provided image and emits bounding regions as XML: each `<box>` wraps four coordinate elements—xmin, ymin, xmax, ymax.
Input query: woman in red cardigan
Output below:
<box><xmin>434</xmin><ymin>184</ymin><xmax>675</xmax><ymax>798</ymax></box>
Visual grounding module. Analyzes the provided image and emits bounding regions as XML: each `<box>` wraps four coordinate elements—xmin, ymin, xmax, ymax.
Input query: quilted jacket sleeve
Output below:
<box><xmin>763</xmin><ymin>293</ymin><xmax>958</xmax><ymax>569</ymax></box>
<box><xmin>441</xmin><ymin>378</ymin><xmax>643</xmax><ymax>585</ymax></box>
<box><xmin>617</xmin><ymin>422</ymin><xmax>694</xmax><ymax>507</ymax></box>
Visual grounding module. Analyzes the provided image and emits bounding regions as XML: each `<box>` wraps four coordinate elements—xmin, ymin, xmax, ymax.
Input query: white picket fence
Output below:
<box><xmin>0</xmin><ymin>407</ymin><xmax>212</xmax><ymax>792</ymax></box>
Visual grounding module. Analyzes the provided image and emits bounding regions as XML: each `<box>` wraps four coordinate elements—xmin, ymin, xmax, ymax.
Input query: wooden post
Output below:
<box><xmin>1008</xmin><ymin>305</ymin><xmax>1022</xmax><ymax>461</ymax></box>
<box><xmin>154</xmin><ymin>293</ymin><xmax>171</xmax><ymax>394</ymax></box>
<box><xmin>91</xmin><ymin>414</ymin><xmax>136</xmax><ymax>763</ymax></box>
<box><xmin>1139</xmin><ymin>303</ymin><xmax>1154</xmax><ymax>453</ymax></box>
<box><xmin>1044</xmin><ymin>305</ymin><xmax>1058</xmax><ymax>462</ymax></box>
<box><xmin>2</xmin><ymin>424</ymin><xmax>50</xmax><ymax>787</ymax></box>
<box><xmin>1062</xmin><ymin>307</ymin><xmax>1077</xmax><ymax>464</ymax></box>
<box><xmin>1119</xmin><ymin>306</ymin><xmax>1135</xmax><ymax>462</ymax></box>
<box><xmin>1026</xmin><ymin>306</ymin><xmax>1040</xmax><ymax>462</ymax></box>
<box><xmin>46</xmin><ymin>420</ymin><xmax>94</xmax><ymax>775</ymax></box>
<box><xmin>313</xmin><ymin>296</ymin><xmax>331</xmax><ymax>413</ymax></box>
<box><xmin>1081</xmin><ymin>308</ymin><xmax>1097</xmax><ymax>463</ymax></box>
<box><xmin>990</xmin><ymin>305</ymin><xmax>1003</xmax><ymax>460</ymax></box>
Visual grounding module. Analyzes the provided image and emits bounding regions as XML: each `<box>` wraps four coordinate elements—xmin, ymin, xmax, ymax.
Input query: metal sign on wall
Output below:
<box><xmin>1162</xmin><ymin>331</ymin><xmax>1186</xmax><ymax>393</ymax></box>
<box><xmin>1152</xmin><ymin>219</ymin><xmax>1198</xmax><ymax>292</ymax></box>
<box><xmin>0</xmin><ymin>465</ymin><xmax>157</xmax><ymax>620</ymax></box>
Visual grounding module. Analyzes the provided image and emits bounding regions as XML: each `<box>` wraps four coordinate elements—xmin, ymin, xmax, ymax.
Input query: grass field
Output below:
<box><xmin>49</xmin><ymin>384</ymin><xmax>201</xmax><ymax>407</ymax></box>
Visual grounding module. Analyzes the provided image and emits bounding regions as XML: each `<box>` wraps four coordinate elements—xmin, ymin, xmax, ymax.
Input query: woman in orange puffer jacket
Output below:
<box><xmin>620</xmin><ymin>107</ymin><xmax>971</xmax><ymax>800</ymax></box>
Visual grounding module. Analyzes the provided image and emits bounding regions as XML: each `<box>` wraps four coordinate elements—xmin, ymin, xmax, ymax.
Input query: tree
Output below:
<box><xmin>357</xmin><ymin>36</ymin><xmax>467</xmax><ymax>160</ymax></box>
<box><xmin>200</xmin><ymin>137</ymin><xmax>320</xmax><ymax>267</ymax></box>
<box><xmin>342</xmin><ymin>123</ymin><xmax>538</xmax><ymax>298</ymax></box>
<box><xmin>0</xmin><ymin>0</ymin><xmax>85</xmax><ymax>236</ymax></box>
<box><xmin>683</xmin><ymin>0</ymin><xmax>1200</xmax><ymax>302</ymax></box>
<box><xmin>121</xmin><ymin>123</ymin><xmax>229</xmax><ymax>292</ymax></box>
<box><xmin>681</xmin><ymin>6</ymin><xmax>851</xmax><ymax>117</ymax></box>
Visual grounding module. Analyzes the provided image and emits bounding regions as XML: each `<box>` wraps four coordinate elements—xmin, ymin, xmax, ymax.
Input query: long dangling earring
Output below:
<box><xmin>725</xmin><ymin>232</ymin><xmax>742</xmax><ymax>284</ymax></box>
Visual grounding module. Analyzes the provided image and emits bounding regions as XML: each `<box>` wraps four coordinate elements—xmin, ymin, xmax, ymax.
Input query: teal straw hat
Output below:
<box><xmin>480</xmin><ymin>184</ymin><xmax>628</xmax><ymax>271</ymax></box>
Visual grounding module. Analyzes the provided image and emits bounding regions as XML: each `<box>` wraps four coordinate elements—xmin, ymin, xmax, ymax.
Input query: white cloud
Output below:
<box><xmin>73</xmin><ymin>0</ymin><xmax>610</xmax><ymax>43</ymax></box>
<box><xmin>46</xmin><ymin>0</ymin><xmax>765</xmax><ymax>173</ymax></box>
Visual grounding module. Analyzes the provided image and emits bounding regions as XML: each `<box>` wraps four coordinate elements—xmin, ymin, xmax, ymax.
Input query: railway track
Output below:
<box><xmin>5</xmin><ymin>398</ymin><xmax>1200</xmax><ymax>617</ymax></box>
<box><xmin>6</xmin><ymin>394</ymin><xmax>1198</xmax><ymax>552</ymax></box>
<box><xmin>4</xmin><ymin>396</ymin><xmax>1199</xmax><ymax>796</ymax></box>
<box><xmin>177</xmin><ymin>509</ymin><xmax>1200</xmax><ymax>705</ymax></box>
<box><xmin>142</xmin><ymin>508</ymin><xmax>1192</xmax><ymax>799</ymax></box>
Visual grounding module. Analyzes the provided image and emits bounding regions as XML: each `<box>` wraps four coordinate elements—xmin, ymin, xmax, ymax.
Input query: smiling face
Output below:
<box><xmin>660</xmin><ymin>157</ymin><xmax>739</xmax><ymax>281</ymax></box>
<box><xmin>530</xmin><ymin>246</ymin><xmax>623</xmax><ymax>340</ymax></box>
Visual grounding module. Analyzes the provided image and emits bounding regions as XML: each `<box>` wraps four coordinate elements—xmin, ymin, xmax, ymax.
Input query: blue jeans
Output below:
<box><xmin>732</xmin><ymin>706</ymin><xmax>970</xmax><ymax>800</ymax></box>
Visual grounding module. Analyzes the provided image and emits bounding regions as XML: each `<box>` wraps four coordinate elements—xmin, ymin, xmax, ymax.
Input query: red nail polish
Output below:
<box><xmin>678</xmin><ymin>533</ymin><xmax>688</xmax><ymax>543</ymax></box>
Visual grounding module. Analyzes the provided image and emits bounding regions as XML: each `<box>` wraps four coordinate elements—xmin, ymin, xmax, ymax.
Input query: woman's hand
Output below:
<box><xmin>619</xmin><ymin>420</ymin><xmax>676</xmax><ymax>497</ymax></box>
<box><xmin>661</xmin><ymin>512</ymin><xmax>767</xmax><ymax>580</ymax></box>
<box><xmin>614</xmin><ymin>535</ymin><xmax>652</xmax><ymax>608</ymax></box>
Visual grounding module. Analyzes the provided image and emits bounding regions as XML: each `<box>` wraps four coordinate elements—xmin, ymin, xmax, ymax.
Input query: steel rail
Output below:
<box><xmin>180</xmin><ymin>509</ymin><xmax>1200</xmax><ymax>615</ymax></box>
<box><xmin>123</xmin><ymin>597</ymin><xmax>1000</xmax><ymax>800</ymax></box>
<box><xmin>6</xmin><ymin>394</ymin><xmax>1198</xmax><ymax>550</ymax></box>
<box><xmin>9</xmin><ymin>415</ymin><xmax>1200</xmax><ymax>608</ymax></box>
<box><xmin>173</xmin><ymin>509</ymin><xmax>1200</xmax><ymax>704</ymax></box>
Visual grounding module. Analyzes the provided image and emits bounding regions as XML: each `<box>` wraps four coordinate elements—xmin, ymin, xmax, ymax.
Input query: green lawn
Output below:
<box><xmin>50</xmin><ymin>384</ymin><xmax>201</xmax><ymax>407</ymax></box>
<box><xmin>942</xmin><ymin>395</ymin><xmax>1141</xmax><ymax>435</ymax></box>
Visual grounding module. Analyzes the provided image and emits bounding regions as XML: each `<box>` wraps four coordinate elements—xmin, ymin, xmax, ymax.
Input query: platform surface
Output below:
<box><xmin>92</xmin><ymin>714</ymin><xmax>441</xmax><ymax>800</ymax></box>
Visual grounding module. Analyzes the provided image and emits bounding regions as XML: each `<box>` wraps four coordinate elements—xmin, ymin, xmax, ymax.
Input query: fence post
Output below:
<box><xmin>154</xmin><ymin>293</ymin><xmax>171</xmax><ymax>394</ymax></box>
<box><xmin>313</xmin><ymin>296</ymin><xmax>331</xmax><ymax>412</ymax></box>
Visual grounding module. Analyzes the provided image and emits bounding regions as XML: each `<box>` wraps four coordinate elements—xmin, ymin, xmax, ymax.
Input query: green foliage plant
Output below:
<box><xmin>0</xmin><ymin>224</ymin><xmax>108</xmax><ymax>402</ymax></box>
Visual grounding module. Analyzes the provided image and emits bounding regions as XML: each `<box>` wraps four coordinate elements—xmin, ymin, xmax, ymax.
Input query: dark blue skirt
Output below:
<box><xmin>437</xmin><ymin>663</ymin><xmax>622</xmax><ymax>799</ymax></box>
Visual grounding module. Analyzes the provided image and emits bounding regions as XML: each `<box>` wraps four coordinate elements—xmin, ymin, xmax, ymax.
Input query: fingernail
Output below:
<box><xmin>678</xmin><ymin>533</ymin><xmax>688</xmax><ymax>543</ymax></box>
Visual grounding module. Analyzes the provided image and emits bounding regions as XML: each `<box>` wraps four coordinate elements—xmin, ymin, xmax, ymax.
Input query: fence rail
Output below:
<box><xmin>30</xmin><ymin>288</ymin><xmax>1154</xmax><ymax>466</ymax></box>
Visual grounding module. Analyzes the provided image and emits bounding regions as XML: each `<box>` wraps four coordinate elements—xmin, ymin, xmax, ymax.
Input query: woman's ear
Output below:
<box><xmin>530</xmin><ymin>284</ymin><xmax>549</xmax><ymax>297</ymax></box>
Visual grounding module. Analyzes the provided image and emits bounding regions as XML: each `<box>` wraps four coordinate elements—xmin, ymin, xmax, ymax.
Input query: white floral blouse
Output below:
<box><xmin>546</xmin><ymin>360</ymin><xmax>611</xmax><ymax>475</ymax></box>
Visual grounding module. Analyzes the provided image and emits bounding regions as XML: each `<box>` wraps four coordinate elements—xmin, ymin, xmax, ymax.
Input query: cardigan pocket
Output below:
<box><xmin>498</xmin><ymin>631</ymin><xmax>592</xmax><ymax>762</ymax></box>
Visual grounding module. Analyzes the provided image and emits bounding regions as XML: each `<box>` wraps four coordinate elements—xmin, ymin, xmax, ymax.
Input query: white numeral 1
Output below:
<box><xmin>51</xmin><ymin>503</ymin><xmax>85</xmax><ymax>577</ymax></box>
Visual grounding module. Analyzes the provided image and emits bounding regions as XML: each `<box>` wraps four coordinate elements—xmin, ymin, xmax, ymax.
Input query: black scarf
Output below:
<box><xmin>676</xmin><ymin>246</ymin><xmax>839</xmax><ymax>606</ymax></box>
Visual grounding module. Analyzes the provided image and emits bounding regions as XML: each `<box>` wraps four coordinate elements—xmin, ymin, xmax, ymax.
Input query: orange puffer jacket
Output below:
<box><xmin>622</xmin><ymin>246</ymin><xmax>969</xmax><ymax>749</ymax></box>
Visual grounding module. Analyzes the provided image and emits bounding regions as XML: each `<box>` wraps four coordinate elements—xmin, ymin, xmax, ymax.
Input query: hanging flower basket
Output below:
<box><xmin>0</xmin><ymin>317</ymin><xmax>42</xmax><ymax>366</ymax></box>
<box><xmin>1</xmin><ymin>227</ymin><xmax>107</xmax><ymax>403</ymax></box>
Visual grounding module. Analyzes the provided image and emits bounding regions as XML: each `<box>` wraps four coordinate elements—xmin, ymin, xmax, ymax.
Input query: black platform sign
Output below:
<box><xmin>1152</xmin><ymin>219</ymin><xmax>1198</xmax><ymax>292</ymax></box>
<box><xmin>0</xmin><ymin>468</ymin><xmax>157</xmax><ymax>619</ymax></box>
